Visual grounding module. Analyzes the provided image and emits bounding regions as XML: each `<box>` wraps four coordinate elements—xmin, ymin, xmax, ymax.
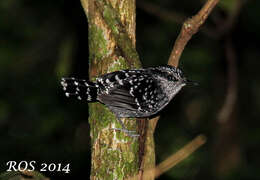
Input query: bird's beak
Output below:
<box><xmin>184</xmin><ymin>79</ymin><xmax>199</xmax><ymax>86</ymax></box>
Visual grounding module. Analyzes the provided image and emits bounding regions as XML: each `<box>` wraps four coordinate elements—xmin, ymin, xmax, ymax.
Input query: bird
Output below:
<box><xmin>61</xmin><ymin>65</ymin><xmax>194</xmax><ymax>137</ymax></box>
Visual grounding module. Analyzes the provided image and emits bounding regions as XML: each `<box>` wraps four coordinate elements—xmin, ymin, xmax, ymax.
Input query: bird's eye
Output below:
<box><xmin>167</xmin><ymin>75</ymin><xmax>173</xmax><ymax>81</ymax></box>
<box><xmin>167</xmin><ymin>74</ymin><xmax>177</xmax><ymax>81</ymax></box>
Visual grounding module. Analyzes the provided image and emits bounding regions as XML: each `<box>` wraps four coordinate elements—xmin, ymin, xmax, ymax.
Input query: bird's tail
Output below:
<box><xmin>61</xmin><ymin>77</ymin><xmax>98</xmax><ymax>102</ymax></box>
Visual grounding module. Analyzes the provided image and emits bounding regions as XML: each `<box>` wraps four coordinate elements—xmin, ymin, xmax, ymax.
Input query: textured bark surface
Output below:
<box><xmin>80</xmin><ymin>0</ymin><xmax>155</xmax><ymax>179</ymax></box>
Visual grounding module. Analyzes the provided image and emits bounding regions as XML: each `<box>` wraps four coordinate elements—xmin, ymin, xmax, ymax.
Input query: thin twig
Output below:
<box><xmin>168</xmin><ymin>0</ymin><xmax>219</xmax><ymax>67</ymax></box>
<box><xmin>154</xmin><ymin>135</ymin><xmax>207</xmax><ymax>178</ymax></box>
<box><xmin>128</xmin><ymin>134</ymin><xmax>207</xmax><ymax>179</ymax></box>
<box><xmin>146</xmin><ymin>1</ymin><xmax>219</xmax><ymax>177</ymax></box>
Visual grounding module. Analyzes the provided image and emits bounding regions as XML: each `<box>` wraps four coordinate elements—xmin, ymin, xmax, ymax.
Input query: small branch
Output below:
<box><xmin>145</xmin><ymin>1</ymin><xmax>218</xmax><ymax>177</ymax></box>
<box><xmin>150</xmin><ymin>0</ymin><xmax>219</xmax><ymax>161</ymax></box>
<box><xmin>168</xmin><ymin>0</ymin><xmax>219</xmax><ymax>67</ymax></box>
<box><xmin>154</xmin><ymin>135</ymin><xmax>206</xmax><ymax>178</ymax></box>
<box><xmin>128</xmin><ymin>135</ymin><xmax>207</xmax><ymax>179</ymax></box>
<box><xmin>150</xmin><ymin>0</ymin><xmax>219</xmax><ymax>155</ymax></box>
<box><xmin>0</xmin><ymin>170</ymin><xmax>50</xmax><ymax>180</ymax></box>
<box><xmin>217</xmin><ymin>39</ymin><xmax>238</xmax><ymax>123</ymax></box>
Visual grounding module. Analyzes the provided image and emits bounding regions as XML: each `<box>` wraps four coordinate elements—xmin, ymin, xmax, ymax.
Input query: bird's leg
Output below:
<box><xmin>111</xmin><ymin>117</ymin><xmax>139</xmax><ymax>137</ymax></box>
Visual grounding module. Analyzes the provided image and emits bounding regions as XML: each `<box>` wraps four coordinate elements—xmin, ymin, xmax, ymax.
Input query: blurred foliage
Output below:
<box><xmin>218</xmin><ymin>0</ymin><xmax>237</xmax><ymax>13</ymax></box>
<box><xmin>0</xmin><ymin>170</ymin><xmax>48</xmax><ymax>180</ymax></box>
<box><xmin>0</xmin><ymin>0</ymin><xmax>260</xmax><ymax>179</ymax></box>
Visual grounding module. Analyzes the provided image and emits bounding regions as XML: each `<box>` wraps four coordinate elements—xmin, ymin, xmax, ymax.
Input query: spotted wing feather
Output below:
<box><xmin>97</xmin><ymin>70</ymin><xmax>166</xmax><ymax>117</ymax></box>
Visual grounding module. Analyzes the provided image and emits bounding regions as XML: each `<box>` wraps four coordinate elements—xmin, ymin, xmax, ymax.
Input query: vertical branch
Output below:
<box><xmin>80</xmin><ymin>0</ymin><xmax>155</xmax><ymax>179</ymax></box>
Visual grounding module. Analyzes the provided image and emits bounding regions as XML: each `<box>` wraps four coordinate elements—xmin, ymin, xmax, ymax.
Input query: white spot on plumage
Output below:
<box><xmin>105</xmin><ymin>87</ymin><xmax>109</xmax><ymax>94</ymax></box>
<box><xmin>115</xmin><ymin>75</ymin><xmax>120</xmax><ymax>81</ymax></box>
<box><xmin>135</xmin><ymin>98</ymin><xmax>138</xmax><ymax>102</ymax></box>
<box><xmin>65</xmin><ymin>93</ymin><xmax>70</xmax><ymax>97</ymax></box>
<box><xmin>78</xmin><ymin>96</ymin><xmax>82</xmax><ymax>100</ymax></box>
<box><xmin>97</xmin><ymin>78</ymin><xmax>104</xmax><ymax>84</ymax></box>
<box><xmin>61</xmin><ymin>81</ymin><xmax>67</xmax><ymax>87</ymax></box>
<box><xmin>136</xmin><ymin>101</ymin><xmax>140</xmax><ymax>106</ymax></box>
<box><xmin>105</xmin><ymin>78</ymin><xmax>110</xmax><ymax>83</ymax></box>
<box><xmin>130</xmin><ymin>87</ymin><xmax>134</xmax><ymax>96</ymax></box>
<box><xmin>118</xmin><ymin>80</ymin><xmax>124</xmax><ymax>85</ymax></box>
<box><xmin>115</xmin><ymin>74</ymin><xmax>124</xmax><ymax>85</ymax></box>
<box><xmin>74</xmin><ymin>81</ymin><xmax>79</xmax><ymax>86</ymax></box>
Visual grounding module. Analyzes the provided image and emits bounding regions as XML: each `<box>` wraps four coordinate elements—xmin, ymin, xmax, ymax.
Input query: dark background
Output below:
<box><xmin>0</xmin><ymin>0</ymin><xmax>260</xmax><ymax>179</ymax></box>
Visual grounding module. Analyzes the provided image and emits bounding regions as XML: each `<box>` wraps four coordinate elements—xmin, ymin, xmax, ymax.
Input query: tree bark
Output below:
<box><xmin>80</xmin><ymin>0</ymin><xmax>155</xmax><ymax>179</ymax></box>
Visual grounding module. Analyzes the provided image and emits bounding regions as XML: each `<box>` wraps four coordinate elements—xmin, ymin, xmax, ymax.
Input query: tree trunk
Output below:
<box><xmin>80</xmin><ymin>0</ymin><xmax>155</xmax><ymax>179</ymax></box>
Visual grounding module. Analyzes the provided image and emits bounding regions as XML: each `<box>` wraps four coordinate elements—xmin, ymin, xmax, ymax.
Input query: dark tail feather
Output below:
<box><xmin>61</xmin><ymin>77</ymin><xmax>98</xmax><ymax>102</ymax></box>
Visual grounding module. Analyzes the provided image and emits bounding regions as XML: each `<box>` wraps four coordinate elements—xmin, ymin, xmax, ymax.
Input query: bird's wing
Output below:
<box><xmin>97</xmin><ymin>70</ymin><xmax>165</xmax><ymax>116</ymax></box>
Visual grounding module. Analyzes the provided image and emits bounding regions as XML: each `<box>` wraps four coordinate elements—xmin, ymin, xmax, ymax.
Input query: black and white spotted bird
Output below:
<box><xmin>61</xmin><ymin>65</ymin><xmax>193</xmax><ymax>136</ymax></box>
